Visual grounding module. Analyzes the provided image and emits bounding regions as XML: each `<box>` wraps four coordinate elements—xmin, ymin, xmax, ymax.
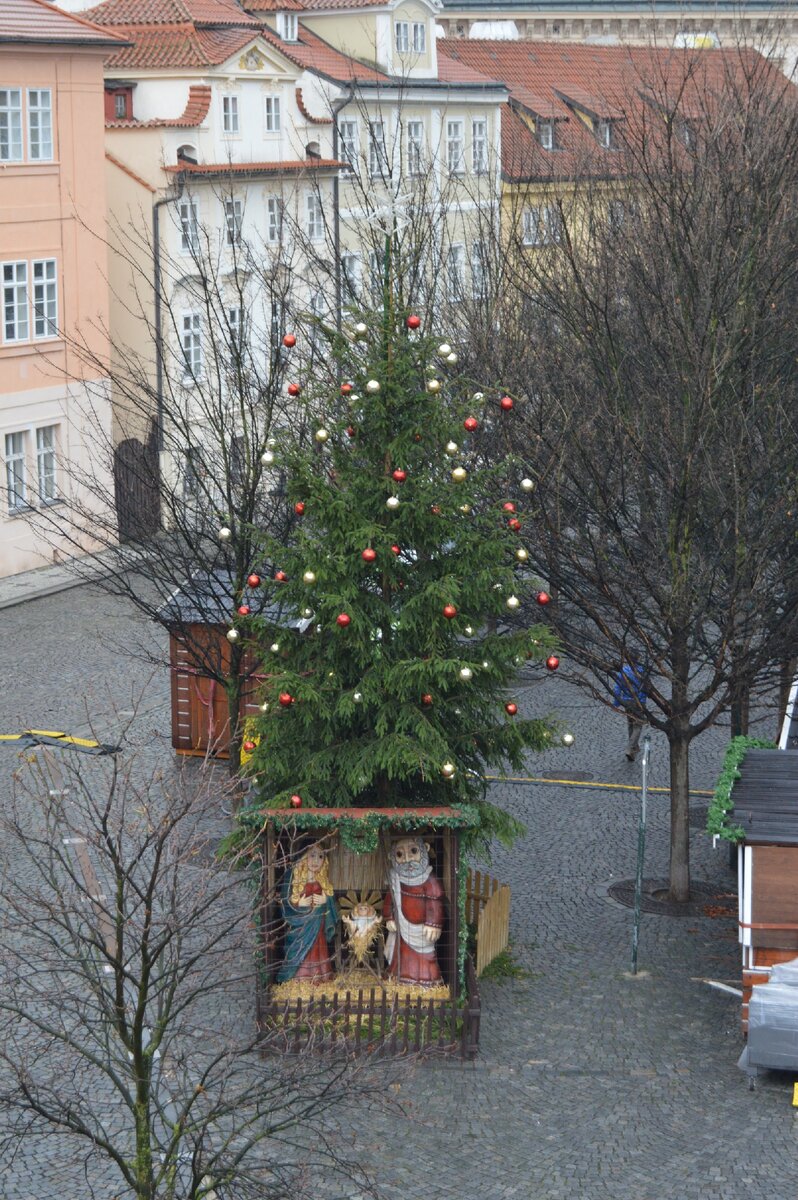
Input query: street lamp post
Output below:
<box><xmin>630</xmin><ymin>730</ymin><xmax>651</xmax><ymax>975</ymax></box>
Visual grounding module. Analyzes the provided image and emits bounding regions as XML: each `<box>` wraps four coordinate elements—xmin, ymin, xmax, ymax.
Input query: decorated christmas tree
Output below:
<box><xmin>239</xmin><ymin>277</ymin><xmax>559</xmax><ymax>850</ymax></box>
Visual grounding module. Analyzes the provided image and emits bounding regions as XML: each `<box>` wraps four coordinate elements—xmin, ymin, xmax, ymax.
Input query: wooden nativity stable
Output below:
<box><xmin>247</xmin><ymin>805</ymin><xmax>482</xmax><ymax>1058</ymax></box>
<box><xmin>158</xmin><ymin>570</ymin><xmax>309</xmax><ymax>758</ymax></box>
<box><xmin>713</xmin><ymin>745</ymin><xmax>798</xmax><ymax>1032</ymax></box>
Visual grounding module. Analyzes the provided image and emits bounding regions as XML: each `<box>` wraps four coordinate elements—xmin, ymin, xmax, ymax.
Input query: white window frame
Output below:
<box><xmin>544</xmin><ymin>204</ymin><xmax>563</xmax><ymax>244</ymax></box>
<box><xmin>4</xmin><ymin>430</ymin><xmax>27</xmax><ymax>512</ymax></box>
<box><xmin>181</xmin><ymin>311</ymin><xmax>202</xmax><ymax>382</ymax></box>
<box><xmin>179</xmin><ymin>199</ymin><xmax>199</xmax><ymax>254</ymax></box>
<box><xmin>114</xmin><ymin>93</ymin><xmax>127</xmax><ymax>119</ymax></box>
<box><xmin>306</xmin><ymin>192</ymin><xmax>324</xmax><ymax>241</ymax></box>
<box><xmin>224</xmin><ymin>198</ymin><xmax>243</xmax><ymax>247</ymax></box>
<box><xmin>0</xmin><ymin>89</ymin><xmax>22</xmax><ymax>162</ymax></box>
<box><xmin>3</xmin><ymin>261</ymin><xmax>29</xmax><ymax>342</ymax></box>
<box><xmin>369</xmin><ymin>121</ymin><xmax>387</xmax><ymax>178</ymax></box>
<box><xmin>412</xmin><ymin>21</ymin><xmax>427</xmax><ymax>52</ymax></box>
<box><xmin>339</xmin><ymin>118</ymin><xmax>358</xmax><ymax>173</ymax></box>
<box><xmin>264</xmin><ymin>95</ymin><xmax>281</xmax><ymax>133</ymax></box>
<box><xmin>227</xmin><ymin>305</ymin><xmax>242</xmax><ymax>368</ymax></box>
<box><xmin>266</xmin><ymin>196</ymin><xmax>283</xmax><ymax>243</ymax></box>
<box><xmin>522</xmin><ymin>206</ymin><xmax>542</xmax><ymax>246</ymax></box>
<box><xmin>471</xmin><ymin>241</ymin><xmax>486</xmax><ymax>297</ymax></box>
<box><xmin>222</xmin><ymin>94</ymin><xmax>240</xmax><ymax>136</ymax></box>
<box><xmin>309</xmin><ymin>290</ymin><xmax>325</xmax><ymax>352</ymax></box>
<box><xmin>407</xmin><ymin>119</ymin><xmax>423</xmax><ymax>176</ymax></box>
<box><xmin>32</xmin><ymin>258</ymin><xmax>58</xmax><ymax>339</ymax></box>
<box><xmin>36</xmin><ymin>425</ymin><xmax>57</xmax><ymax>504</ymax></box>
<box><xmin>597</xmin><ymin>119</ymin><xmax>613</xmax><ymax>148</ymax></box>
<box><xmin>276</xmin><ymin>12</ymin><xmax>298</xmax><ymax>41</ymax></box>
<box><xmin>538</xmin><ymin>119</ymin><xmax>555</xmax><ymax>150</ymax></box>
<box><xmin>446</xmin><ymin>243</ymin><xmax>465</xmax><ymax>301</ymax></box>
<box><xmin>446</xmin><ymin>120</ymin><xmax>464</xmax><ymax>175</ymax></box>
<box><xmin>27</xmin><ymin>89</ymin><xmax>53</xmax><ymax>161</ymax></box>
<box><xmin>472</xmin><ymin>118</ymin><xmax>487</xmax><ymax>174</ymax></box>
<box><xmin>395</xmin><ymin>20</ymin><xmax>410</xmax><ymax>53</ymax></box>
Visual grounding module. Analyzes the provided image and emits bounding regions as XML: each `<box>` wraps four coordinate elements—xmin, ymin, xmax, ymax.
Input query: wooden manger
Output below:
<box><xmin>248</xmin><ymin>806</ymin><xmax>482</xmax><ymax>1058</ymax></box>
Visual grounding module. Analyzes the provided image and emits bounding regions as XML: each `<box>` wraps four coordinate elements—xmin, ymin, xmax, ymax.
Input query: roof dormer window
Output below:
<box><xmin>276</xmin><ymin>12</ymin><xmax>298</xmax><ymax>41</ymax></box>
<box><xmin>538</xmin><ymin>119</ymin><xmax>555</xmax><ymax>150</ymax></box>
<box><xmin>597</xmin><ymin>119</ymin><xmax>614</xmax><ymax>148</ymax></box>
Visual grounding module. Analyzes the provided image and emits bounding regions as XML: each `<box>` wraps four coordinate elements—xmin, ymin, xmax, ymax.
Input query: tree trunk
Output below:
<box><xmin>226</xmin><ymin>675</ymin><xmax>243</xmax><ymax>782</ymax></box>
<box><xmin>668</xmin><ymin>728</ymin><xmax>691</xmax><ymax>902</ymax></box>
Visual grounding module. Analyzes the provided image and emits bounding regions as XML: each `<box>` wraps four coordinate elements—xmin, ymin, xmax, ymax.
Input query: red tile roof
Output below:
<box><xmin>295</xmin><ymin>86</ymin><xmax>333</xmax><ymax>124</ymax></box>
<box><xmin>107</xmin><ymin>82</ymin><xmax>212</xmax><ymax>126</ymax></box>
<box><xmin>0</xmin><ymin>0</ymin><xmax>127</xmax><ymax>45</ymax></box>
<box><xmin>99</xmin><ymin>22</ymin><xmax>256</xmax><ymax>68</ymax></box>
<box><xmin>86</xmin><ymin>0</ymin><xmax>258</xmax><ymax>26</ymax></box>
<box><xmin>164</xmin><ymin>157</ymin><xmax>345</xmax><ymax>174</ymax></box>
<box><xmin>258</xmin><ymin>23</ymin><xmax>388</xmax><ymax>82</ymax></box>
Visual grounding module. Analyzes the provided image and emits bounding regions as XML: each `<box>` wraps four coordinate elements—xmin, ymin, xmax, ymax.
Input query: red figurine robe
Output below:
<box><xmin>295</xmin><ymin>881</ymin><xmax>335</xmax><ymax>982</ymax></box>
<box><xmin>383</xmin><ymin>874</ymin><xmax>445</xmax><ymax>985</ymax></box>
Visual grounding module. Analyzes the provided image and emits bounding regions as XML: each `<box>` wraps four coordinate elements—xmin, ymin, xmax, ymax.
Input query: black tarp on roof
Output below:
<box><xmin>157</xmin><ymin>568</ymin><xmax>308</xmax><ymax>631</ymax></box>
<box><xmin>731</xmin><ymin>749</ymin><xmax>798</xmax><ymax>845</ymax></box>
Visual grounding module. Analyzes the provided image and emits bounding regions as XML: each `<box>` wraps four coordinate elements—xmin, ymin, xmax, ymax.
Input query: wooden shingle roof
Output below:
<box><xmin>731</xmin><ymin>749</ymin><xmax>798</xmax><ymax>845</ymax></box>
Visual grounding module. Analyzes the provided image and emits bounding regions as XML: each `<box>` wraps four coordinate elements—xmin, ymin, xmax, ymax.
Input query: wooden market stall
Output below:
<box><xmin>157</xmin><ymin>569</ymin><xmax>309</xmax><ymax>757</ymax></box>
<box><xmin>724</xmin><ymin>749</ymin><xmax>798</xmax><ymax>1032</ymax></box>
<box><xmin>249</xmin><ymin>805</ymin><xmax>482</xmax><ymax>1058</ymax></box>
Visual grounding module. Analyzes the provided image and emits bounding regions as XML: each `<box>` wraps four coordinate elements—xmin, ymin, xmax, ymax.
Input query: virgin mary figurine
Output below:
<box><xmin>278</xmin><ymin>842</ymin><xmax>338</xmax><ymax>983</ymax></box>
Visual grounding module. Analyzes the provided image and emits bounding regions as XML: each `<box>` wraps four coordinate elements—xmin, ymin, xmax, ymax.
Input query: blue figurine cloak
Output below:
<box><xmin>278</xmin><ymin>865</ymin><xmax>339</xmax><ymax>983</ymax></box>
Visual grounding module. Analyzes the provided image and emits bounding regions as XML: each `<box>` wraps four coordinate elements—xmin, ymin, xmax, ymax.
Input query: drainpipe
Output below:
<box><xmin>152</xmin><ymin>175</ymin><xmax>184</xmax><ymax>453</ymax></box>
<box><xmin>330</xmin><ymin>88</ymin><xmax>353</xmax><ymax>339</ymax></box>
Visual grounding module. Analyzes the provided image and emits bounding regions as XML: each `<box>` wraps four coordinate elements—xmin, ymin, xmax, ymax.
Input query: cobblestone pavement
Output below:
<box><xmin>0</xmin><ymin>587</ymin><xmax>796</xmax><ymax>1199</ymax></box>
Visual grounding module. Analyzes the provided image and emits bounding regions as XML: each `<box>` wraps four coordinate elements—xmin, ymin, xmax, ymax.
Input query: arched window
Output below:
<box><xmin>177</xmin><ymin>144</ymin><xmax>197</xmax><ymax>164</ymax></box>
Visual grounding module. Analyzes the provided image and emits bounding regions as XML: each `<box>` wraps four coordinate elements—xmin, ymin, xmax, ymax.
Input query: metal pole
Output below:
<box><xmin>630</xmin><ymin>730</ymin><xmax>651</xmax><ymax>975</ymax></box>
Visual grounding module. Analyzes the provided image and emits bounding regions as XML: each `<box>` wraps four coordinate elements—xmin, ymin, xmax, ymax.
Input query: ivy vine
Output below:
<box><xmin>706</xmin><ymin>735</ymin><xmax>776</xmax><ymax>842</ymax></box>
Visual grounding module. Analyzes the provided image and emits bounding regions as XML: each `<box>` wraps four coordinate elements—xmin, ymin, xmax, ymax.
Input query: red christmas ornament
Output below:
<box><xmin>361</xmin><ymin>547</ymin><xmax>377</xmax><ymax>563</ymax></box>
<box><xmin>500</xmin><ymin>395</ymin><xmax>514</xmax><ymax>412</ymax></box>
<box><xmin>414</xmin><ymin>433</ymin><xmax>422</xmax><ymax>442</ymax></box>
<box><xmin>431</xmin><ymin>505</ymin><xmax>442</xmax><ymax>515</ymax></box>
<box><xmin>508</xmin><ymin>518</ymin><xmax>522</xmax><ymax>531</ymax></box>
<box><xmin>290</xmin><ymin>794</ymin><xmax>303</xmax><ymax>808</ymax></box>
<box><xmin>392</xmin><ymin>469</ymin><xmax>407</xmax><ymax>483</ymax></box>
<box><xmin>287</xmin><ymin>382</ymin><xmax>301</xmax><ymax>397</ymax></box>
<box><xmin>464</xmin><ymin>416</ymin><xmax>479</xmax><ymax>433</ymax></box>
<box><xmin>421</xmin><ymin>693</ymin><xmax>433</xmax><ymax>707</ymax></box>
<box><xmin>546</xmin><ymin>656</ymin><xmax>560</xmax><ymax>672</ymax></box>
<box><xmin>346</xmin><ymin>425</ymin><xmax>356</xmax><ymax>438</ymax></box>
<box><xmin>505</xmin><ymin>702</ymin><xmax>518</xmax><ymax>716</ymax></box>
<box><xmin>503</xmin><ymin>502</ymin><xmax>516</xmax><ymax>513</ymax></box>
<box><xmin>237</xmin><ymin>604</ymin><xmax>250</xmax><ymax>616</ymax></box>
<box><xmin>274</xmin><ymin>570</ymin><xmax>287</xmax><ymax>582</ymax></box>
<box><xmin>278</xmin><ymin>692</ymin><xmax>294</xmax><ymax>707</ymax></box>
<box><xmin>243</xmin><ymin>739</ymin><xmax>256</xmax><ymax>752</ymax></box>
<box><xmin>247</xmin><ymin>573</ymin><xmax>261</xmax><ymax>588</ymax></box>
<box><xmin>294</xmin><ymin>501</ymin><xmax>305</xmax><ymax>516</ymax></box>
<box><xmin>340</xmin><ymin>382</ymin><xmax>353</xmax><ymax>395</ymax></box>
<box><xmin>443</xmin><ymin>604</ymin><xmax>458</xmax><ymax>619</ymax></box>
<box><xmin>336</xmin><ymin>613</ymin><xmax>351</xmax><ymax>627</ymax></box>
<box><xmin>282</xmin><ymin>333</ymin><xmax>296</xmax><ymax>348</ymax></box>
<box><xmin>391</xmin><ymin>544</ymin><xmax>401</xmax><ymax>555</ymax></box>
<box><xmin>406</xmin><ymin>314</ymin><xmax>421</xmax><ymax>329</ymax></box>
<box><xmin>537</xmin><ymin>591</ymin><xmax>551</xmax><ymax>606</ymax></box>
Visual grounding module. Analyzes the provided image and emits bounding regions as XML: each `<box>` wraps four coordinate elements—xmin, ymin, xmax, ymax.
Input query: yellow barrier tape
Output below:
<box><xmin>482</xmin><ymin>774</ymin><xmax>713</xmax><ymax>797</ymax></box>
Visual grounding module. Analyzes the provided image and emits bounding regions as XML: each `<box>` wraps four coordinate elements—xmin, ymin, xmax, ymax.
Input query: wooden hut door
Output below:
<box><xmin>190</xmin><ymin>675</ymin><xmax>232</xmax><ymax>755</ymax></box>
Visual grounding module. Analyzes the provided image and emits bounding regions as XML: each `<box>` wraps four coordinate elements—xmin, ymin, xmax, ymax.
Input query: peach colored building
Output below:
<box><xmin>0</xmin><ymin>0</ymin><xmax>122</xmax><ymax>577</ymax></box>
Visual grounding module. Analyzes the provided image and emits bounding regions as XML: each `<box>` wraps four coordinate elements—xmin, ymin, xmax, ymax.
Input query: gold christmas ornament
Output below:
<box><xmin>445</xmin><ymin>441</ymin><xmax>459</xmax><ymax>456</ymax></box>
<box><xmin>441</xmin><ymin>762</ymin><xmax>456</xmax><ymax>778</ymax></box>
<box><xmin>302</xmin><ymin>607</ymin><xmax>313</xmax><ymax>618</ymax></box>
<box><xmin>464</xmin><ymin>625</ymin><xmax>474</xmax><ymax>636</ymax></box>
<box><xmin>218</xmin><ymin>526</ymin><xmax>232</xmax><ymax>542</ymax></box>
<box><xmin>459</xmin><ymin>667</ymin><xmax>474</xmax><ymax>681</ymax></box>
<box><xmin>451</xmin><ymin>467</ymin><xmax>467</xmax><ymax>483</ymax></box>
<box><xmin>366</xmin><ymin>379</ymin><xmax>380</xmax><ymax>394</ymax></box>
<box><xmin>472</xmin><ymin>391</ymin><xmax>484</xmax><ymax>402</ymax></box>
<box><xmin>516</xmin><ymin>548</ymin><xmax>529</xmax><ymax>563</ymax></box>
<box><xmin>225</xmin><ymin>628</ymin><xmax>239</xmax><ymax>643</ymax></box>
<box><xmin>520</xmin><ymin>477</ymin><xmax>535</xmax><ymax>493</ymax></box>
<box><xmin>303</xmin><ymin>571</ymin><xmax>316</xmax><ymax>584</ymax></box>
<box><xmin>267</xmin><ymin>436</ymin><xmax>277</xmax><ymax>448</ymax></box>
<box><xmin>353</xmin><ymin>322</ymin><xmax>368</xmax><ymax>338</ymax></box>
<box><xmin>261</xmin><ymin>450</ymin><xmax>275</xmax><ymax>466</ymax></box>
<box><xmin>353</xmin><ymin>691</ymin><xmax>363</xmax><ymax>703</ymax></box>
<box><xmin>386</xmin><ymin>496</ymin><xmax>400</xmax><ymax>510</ymax></box>
<box><xmin>446</xmin><ymin>352</ymin><xmax>458</xmax><ymax>365</ymax></box>
<box><xmin>562</xmin><ymin>732</ymin><xmax>575</xmax><ymax>746</ymax></box>
<box><xmin>315</xmin><ymin>428</ymin><xmax>329</xmax><ymax>444</ymax></box>
<box><xmin>260</xmin><ymin>701</ymin><xmax>270</xmax><ymax>713</ymax></box>
<box><xmin>437</xmin><ymin>343</ymin><xmax>452</xmax><ymax>358</ymax></box>
<box><xmin>482</xmin><ymin>660</ymin><xmax>490</xmax><ymax>669</ymax></box>
<box><xmin>506</xmin><ymin>595</ymin><xmax>520</xmax><ymax>610</ymax></box>
<box><xmin>269</xmin><ymin>642</ymin><xmax>280</xmax><ymax>653</ymax></box>
<box><xmin>426</xmin><ymin>379</ymin><xmax>441</xmax><ymax>393</ymax></box>
<box><xmin>459</xmin><ymin>504</ymin><xmax>472</xmax><ymax>514</ymax></box>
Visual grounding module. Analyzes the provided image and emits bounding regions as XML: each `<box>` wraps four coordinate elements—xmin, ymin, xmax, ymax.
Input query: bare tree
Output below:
<box><xmin>0</xmin><ymin>741</ymin><xmax>378</xmax><ymax>1199</ymax></box>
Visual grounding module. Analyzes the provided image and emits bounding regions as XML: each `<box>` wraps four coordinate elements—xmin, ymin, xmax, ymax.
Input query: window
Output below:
<box><xmin>226</xmin><ymin>306</ymin><xmax>243</xmax><ymax>369</ymax></box>
<box><xmin>276</xmin><ymin>12</ymin><xmax>298</xmax><ymax>40</ymax></box>
<box><xmin>395</xmin><ymin>20</ymin><xmax>410</xmax><ymax>53</ymax></box>
<box><xmin>4</xmin><ymin>431</ymin><xmax>26</xmax><ymax>512</ymax></box>
<box><xmin>472</xmin><ymin>118</ymin><xmax>487</xmax><ymax>174</ymax></box>
<box><xmin>114</xmin><ymin>93</ymin><xmax>127</xmax><ymax>119</ymax></box>
<box><xmin>28</xmin><ymin>89</ymin><xmax>53</xmax><ymax>160</ymax></box>
<box><xmin>523</xmin><ymin>205</ymin><xmax>561</xmax><ymax>245</ymax></box>
<box><xmin>181</xmin><ymin>312</ymin><xmax>202</xmax><ymax>381</ymax></box>
<box><xmin>32</xmin><ymin>259</ymin><xmax>57</xmax><ymax>338</ymax></box>
<box><xmin>264</xmin><ymin>96</ymin><xmax>281</xmax><ymax>133</ymax></box>
<box><xmin>413</xmin><ymin>21</ymin><xmax>426</xmax><ymax>51</ymax></box>
<box><xmin>369</xmin><ymin>121</ymin><xmax>387</xmax><ymax>177</ymax></box>
<box><xmin>306</xmin><ymin>193</ymin><xmax>324</xmax><ymax>241</ymax></box>
<box><xmin>446</xmin><ymin>120</ymin><xmax>464</xmax><ymax>174</ymax></box>
<box><xmin>446</xmin><ymin>244</ymin><xmax>465</xmax><ymax>301</ymax></box>
<box><xmin>471</xmin><ymin>241</ymin><xmax>487</xmax><ymax>297</ymax></box>
<box><xmin>3</xmin><ymin>262</ymin><xmax>28</xmax><ymax>342</ymax></box>
<box><xmin>266</xmin><ymin>196</ymin><xmax>283</xmax><ymax>243</ymax></box>
<box><xmin>544</xmin><ymin>205</ymin><xmax>563</xmax><ymax>243</ymax></box>
<box><xmin>597</xmin><ymin>119</ymin><xmax>613</xmax><ymax>148</ymax></box>
<box><xmin>538</xmin><ymin>119</ymin><xmax>555</xmax><ymax>150</ymax></box>
<box><xmin>222</xmin><ymin>95</ymin><xmax>239</xmax><ymax>135</ymax></box>
<box><xmin>36</xmin><ymin>425</ymin><xmax>57</xmax><ymax>504</ymax></box>
<box><xmin>339</xmin><ymin>119</ymin><xmax>357</xmax><ymax>172</ymax></box>
<box><xmin>179</xmin><ymin>199</ymin><xmax>199</xmax><ymax>253</ymax></box>
<box><xmin>309</xmin><ymin>290</ymin><xmax>325</xmax><ymax>352</ymax></box>
<box><xmin>607</xmin><ymin>199</ymin><xmax>626</xmax><ymax>233</ymax></box>
<box><xmin>224</xmin><ymin>198</ymin><xmax>243</xmax><ymax>246</ymax></box>
<box><xmin>407</xmin><ymin>120</ymin><xmax>423</xmax><ymax>175</ymax></box>
<box><xmin>341</xmin><ymin>253</ymin><xmax>360</xmax><ymax>303</ymax></box>
<box><xmin>0</xmin><ymin>89</ymin><xmax>22</xmax><ymax>162</ymax></box>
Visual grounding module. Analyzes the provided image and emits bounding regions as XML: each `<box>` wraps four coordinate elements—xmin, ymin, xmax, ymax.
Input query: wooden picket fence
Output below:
<box><xmin>466</xmin><ymin>870</ymin><xmax>512</xmax><ymax>977</ymax></box>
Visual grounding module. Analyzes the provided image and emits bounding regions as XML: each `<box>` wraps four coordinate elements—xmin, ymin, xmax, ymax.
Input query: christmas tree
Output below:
<box><xmin>240</xmin><ymin>270</ymin><xmax>559</xmax><ymax>850</ymax></box>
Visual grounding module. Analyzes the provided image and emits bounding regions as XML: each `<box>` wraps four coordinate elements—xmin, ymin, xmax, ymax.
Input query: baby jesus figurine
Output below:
<box><xmin>339</xmin><ymin>891</ymin><xmax>382</xmax><ymax>966</ymax></box>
